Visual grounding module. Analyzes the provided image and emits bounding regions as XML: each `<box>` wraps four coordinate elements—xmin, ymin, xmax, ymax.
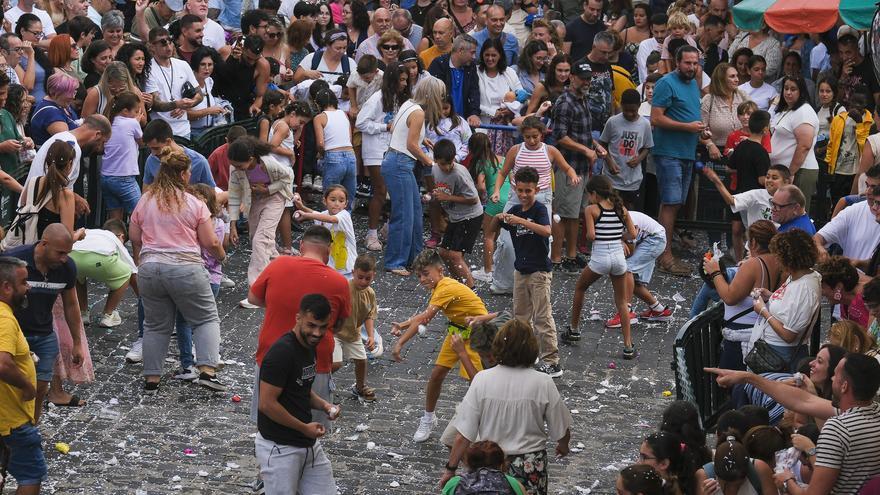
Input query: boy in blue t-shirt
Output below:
<box><xmin>491</xmin><ymin>166</ymin><xmax>561</xmax><ymax>377</ymax></box>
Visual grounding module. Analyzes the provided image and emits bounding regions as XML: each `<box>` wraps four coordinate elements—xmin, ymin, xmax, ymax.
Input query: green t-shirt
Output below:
<box><xmin>479</xmin><ymin>158</ymin><xmax>510</xmax><ymax>217</ymax></box>
<box><xmin>0</xmin><ymin>109</ymin><xmax>22</xmax><ymax>173</ymax></box>
<box><xmin>441</xmin><ymin>473</ymin><xmax>524</xmax><ymax>495</ymax></box>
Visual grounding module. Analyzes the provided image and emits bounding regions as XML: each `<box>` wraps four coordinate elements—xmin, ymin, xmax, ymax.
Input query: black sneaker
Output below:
<box><xmin>560</xmin><ymin>324</ymin><xmax>581</xmax><ymax>342</ymax></box>
<box><xmin>561</xmin><ymin>258</ymin><xmax>581</xmax><ymax>274</ymax></box>
<box><xmin>575</xmin><ymin>253</ymin><xmax>589</xmax><ymax>268</ymax></box>
<box><xmin>144</xmin><ymin>380</ymin><xmax>159</xmax><ymax>393</ymax></box>
<box><xmin>356</xmin><ymin>179</ymin><xmax>372</xmax><ymax>198</ymax></box>
<box><xmin>623</xmin><ymin>346</ymin><xmax>637</xmax><ymax>360</ymax></box>
<box><xmin>536</xmin><ymin>362</ymin><xmax>564</xmax><ymax>378</ymax></box>
<box><xmin>197</xmin><ymin>372</ymin><xmax>228</xmax><ymax>392</ymax></box>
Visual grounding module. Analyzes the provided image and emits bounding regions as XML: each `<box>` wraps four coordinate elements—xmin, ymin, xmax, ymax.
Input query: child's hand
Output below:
<box><xmin>607</xmin><ymin>160</ymin><xmax>620</xmax><ymax>175</ymax></box>
<box><xmin>325</xmin><ymin>403</ymin><xmax>341</xmax><ymax>420</ymax></box>
<box><xmin>594</xmin><ymin>142</ymin><xmax>608</xmax><ymax>158</ymax></box>
<box><xmin>251</xmin><ymin>183</ymin><xmax>269</xmax><ymax>198</ymax></box>
<box><xmin>626</xmin><ymin>156</ymin><xmax>641</xmax><ymax>167</ymax></box>
<box><xmin>450</xmin><ymin>334</ymin><xmax>466</xmax><ymax>355</ymax></box>
<box><xmin>392</xmin><ymin>343</ymin><xmax>404</xmax><ymax>362</ymax></box>
<box><xmin>390</xmin><ymin>321</ymin><xmax>403</xmax><ymax>336</ymax></box>
<box><xmin>490</xmin><ymin>191</ymin><xmax>500</xmax><ymax>204</ymax></box>
<box><xmin>432</xmin><ymin>189</ymin><xmax>451</xmax><ymax>202</ymax></box>
<box><xmin>538</xmin><ymin>100</ymin><xmax>552</xmax><ymax>115</ymax></box>
<box><xmin>366</xmin><ymin>336</ymin><xmax>375</xmax><ymax>351</ymax></box>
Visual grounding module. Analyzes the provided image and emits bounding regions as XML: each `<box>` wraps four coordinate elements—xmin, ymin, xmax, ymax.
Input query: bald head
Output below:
<box><xmin>433</xmin><ymin>18</ymin><xmax>454</xmax><ymax>49</ymax></box>
<box><xmin>42</xmin><ymin>223</ymin><xmax>73</xmax><ymax>244</ymax></box>
<box><xmin>36</xmin><ymin>224</ymin><xmax>74</xmax><ymax>269</ymax></box>
<box><xmin>372</xmin><ymin>8</ymin><xmax>391</xmax><ymax>35</ymax></box>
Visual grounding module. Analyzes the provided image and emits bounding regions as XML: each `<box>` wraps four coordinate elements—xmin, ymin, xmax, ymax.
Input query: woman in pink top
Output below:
<box><xmin>130</xmin><ymin>147</ymin><xmax>227</xmax><ymax>393</ymax></box>
<box><xmin>817</xmin><ymin>256</ymin><xmax>870</xmax><ymax>327</ymax></box>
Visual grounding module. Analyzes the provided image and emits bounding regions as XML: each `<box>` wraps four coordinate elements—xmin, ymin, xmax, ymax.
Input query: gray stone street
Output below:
<box><xmin>15</xmin><ymin>208</ymin><xmax>704</xmax><ymax>494</ymax></box>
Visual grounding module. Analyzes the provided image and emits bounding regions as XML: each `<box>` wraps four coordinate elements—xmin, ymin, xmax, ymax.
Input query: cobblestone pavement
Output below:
<box><xmin>19</xmin><ymin>206</ymin><xmax>705</xmax><ymax>494</ymax></box>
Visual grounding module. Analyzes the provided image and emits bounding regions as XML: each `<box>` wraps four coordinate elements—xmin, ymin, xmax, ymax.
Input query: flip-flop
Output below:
<box><xmin>50</xmin><ymin>395</ymin><xmax>86</xmax><ymax>407</ymax></box>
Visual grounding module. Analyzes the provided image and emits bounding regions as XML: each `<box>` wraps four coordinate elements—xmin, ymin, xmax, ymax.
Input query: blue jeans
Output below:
<box><xmin>381</xmin><ymin>150</ymin><xmax>423</xmax><ymax>270</ymax></box>
<box><xmin>321</xmin><ymin>150</ymin><xmax>357</xmax><ymax>210</ymax></box>
<box><xmin>218</xmin><ymin>0</ymin><xmax>243</xmax><ymax>29</ymax></box>
<box><xmin>100</xmin><ymin>175</ymin><xmax>141</xmax><ymax>213</ymax></box>
<box><xmin>2</xmin><ymin>423</ymin><xmax>47</xmax><ymax>486</ymax></box>
<box><xmin>654</xmin><ymin>155</ymin><xmax>694</xmax><ymax>205</ymax></box>
<box><xmin>689</xmin><ymin>282</ymin><xmax>720</xmax><ymax>319</ymax></box>
<box><xmin>137</xmin><ymin>299</ymin><xmax>195</xmax><ymax>369</ymax></box>
<box><xmin>25</xmin><ymin>332</ymin><xmax>58</xmax><ymax>382</ymax></box>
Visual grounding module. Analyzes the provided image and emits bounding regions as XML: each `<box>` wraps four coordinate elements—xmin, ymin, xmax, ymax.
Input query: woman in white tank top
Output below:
<box><xmin>268</xmin><ymin>106</ymin><xmax>299</xmax><ymax>254</ymax></box>
<box><xmin>381</xmin><ymin>76</ymin><xmax>446</xmax><ymax>276</ymax></box>
<box><xmin>314</xmin><ymin>88</ymin><xmax>357</xmax><ymax>209</ymax></box>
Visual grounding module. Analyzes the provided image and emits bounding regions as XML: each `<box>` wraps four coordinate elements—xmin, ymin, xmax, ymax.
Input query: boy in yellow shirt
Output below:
<box><xmin>391</xmin><ymin>249</ymin><xmax>493</xmax><ymax>443</ymax></box>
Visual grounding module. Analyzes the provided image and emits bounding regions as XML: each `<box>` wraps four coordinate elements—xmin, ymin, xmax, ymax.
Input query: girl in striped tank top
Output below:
<box><xmin>565</xmin><ymin>176</ymin><xmax>638</xmax><ymax>359</ymax></box>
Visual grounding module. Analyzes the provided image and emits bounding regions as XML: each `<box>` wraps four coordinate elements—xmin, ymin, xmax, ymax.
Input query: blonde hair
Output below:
<box><xmin>709</xmin><ymin>63</ymin><xmax>737</xmax><ymax>98</ymax></box>
<box><xmin>98</xmin><ymin>61</ymin><xmax>140</xmax><ymax>119</ymax></box>
<box><xmin>411</xmin><ymin>76</ymin><xmax>445</xmax><ymax>131</ymax></box>
<box><xmin>667</xmin><ymin>11</ymin><xmax>690</xmax><ymax>30</ymax></box>
<box><xmin>145</xmin><ymin>147</ymin><xmax>192</xmax><ymax>213</ymax></box>
<box><xmin>378</xmin><ymin>28</ymin><xmax>404</xmax><ymax>50</ymax></box>
<box><xmin>828</xmin><ymin>320</ymin><xmax>876</xmax><ymax>354</ymax></box>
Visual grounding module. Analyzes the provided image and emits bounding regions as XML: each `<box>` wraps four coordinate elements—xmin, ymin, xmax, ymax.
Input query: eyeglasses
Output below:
<box><xmin>770</xmin><ymin>201</ymin><xmax>794</xmax><ymax>210</ymax></box>
<box><xmin>26</xmin><ymin>29</ymin><xmax>44</xmax><ymax>40</ymax></box>
<box><xmin>638</xmin><ymin>452</ymin><xmax>656</xmax><ymax>461</ymax></box>
<box><xmin>267</xmin><ymin>32</ymin><xmax>282</xmax><ymax>39</ymax></box>
<box><xmin>152</xmin><ymin>38</ymin><xmax>172</xmax><ymax>46</ymax></box>
<box><xmin>380</xmin><ymin>44</ymin><xmax>401</xmax><ymax>51</ymax></box>
<box><xmin>7</xmin><ymin>46</ymin><xmax>22</xmax><ymax>53</ymax></box>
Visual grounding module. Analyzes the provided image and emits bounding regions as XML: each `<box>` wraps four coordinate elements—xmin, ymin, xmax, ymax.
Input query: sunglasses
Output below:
<box><xmin>380</xmin><ymin>44</ymin><xmax>400</xmax><ymax>51</ymax></box>
<box><xmin>267</xmin><ymin>32</ymin><xmax>282</xmax><ymax>39</ymax></box>
<box><xmin>152</xmin><ymin>38</ymin><xmax>172</xmax><ymax>46</ymax></box>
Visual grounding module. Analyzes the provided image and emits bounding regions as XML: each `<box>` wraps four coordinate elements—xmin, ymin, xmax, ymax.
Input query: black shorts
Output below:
<box><xmin>440</xmin><ymin>215</ymin><xmax>483</xmax><ymax>253</ymax></box>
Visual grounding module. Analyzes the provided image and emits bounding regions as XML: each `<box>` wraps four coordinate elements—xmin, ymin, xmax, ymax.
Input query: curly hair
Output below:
<box><xmin>816</xmin><ymin>256</ymin><xmax>859</xmax><ymax>292</ymax></box>
<box><xmin>145</xmin><ymin>146</ymin><xmax>191</xmax><ymax>213</ymax></box>
<box><xmin>619</xmin><ymin>465</ymin><xmax>665</xmax><ymax>495</ymax></box>
<box><xmin>769</xmin><ymin>229</ymin><xmax>817</xmax><ymax>272</ymax></box>
<box><xmin>491</xmin><ymin>319</ymin><xmax>539</xmax><ymax>367</ymax></box>
<box><xmin>116</xmin><ymin>42</ymin><xmax>152</xmax><ymax>90</ymax></box>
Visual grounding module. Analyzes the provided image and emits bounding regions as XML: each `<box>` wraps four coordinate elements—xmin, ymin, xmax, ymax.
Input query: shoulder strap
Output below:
<box><xmin>756</xmin><ymin>256</ymin><xmax>769</xmax><ymax>289</ymax></box>
<box><xmin>341</xmin><ymin>54</ymin><xmax>350</xmax><ymax>74</ymax></box>
<box><xmin>311</xmin><ymin>50</ymin><xmax>324</xmax><ymax>70</ymax></box>
<box><xmin>507</xmin><ymin>474</ymin><xmax>525</xmax><ymax>495</ymax></box>
<box><xmin>746</xmin><ymin>459</ymin><xmax>762</xmax><ymax>492</ymax></box>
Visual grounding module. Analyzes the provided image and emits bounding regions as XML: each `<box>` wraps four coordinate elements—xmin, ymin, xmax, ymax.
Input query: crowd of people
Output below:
<box><xmin>0</xmin><ymin>0</ymin><xmax>878</xmax><ymax>493</ymax></box>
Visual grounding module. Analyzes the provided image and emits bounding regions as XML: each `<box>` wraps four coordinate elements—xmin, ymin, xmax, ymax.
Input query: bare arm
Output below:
<box><xmin>651</xmin><ymin>105</ymin><xmax>703</xmax><ymax>133</ymax></box>
<box><xmin>854</xmin><ymin>142</ymin><xmax>875</xmax><ymax>194</ymax></box>
<box><xmin>314</xmin><ymin>113</ymin><xmax>327</xmax><ymax>154</ymax></box>
<box><xmin>702</xmin><ymin>168</ymin><xmax>735</xmax><ymax>206</ymax></box>
<box><xmin>547</xmin><ymin>144</ymin><xmax>580</xmax><ymax>183</ymax></box>
<box><xmin>705</xmin><ymin>367</ymin><xmax>835</xmax><ymax>419</ymax></box>
<box><xmin>556</xmin><ymin>135</ymin><xmax>595</xmax><ymax>162</ymax></box>
<box><xmin>0</xmin><ymin>351</ymin><xmax>35</xmax><ymax>399</ymax></box>
<box><xmin>788</xmin><ymin>123</ymin><xmax>815</xmax><ymax>175</ymax></box>
<box><xmin>81</xmin><ymin>88</ymin><xmax>99</xmax><ymax>118</ymax></box>
<box><xmin>46</xmin><ymin>121</ymin><xmax>70</xmax><ymax>136</ymax></box>
<box><xmin>196</xmin><ymin>217</ymin><xmax>225</xmax><ymax>261</ymax></box>
<box><xmin>405</xmin><ymin>110</ymin><xmax>433</xmax><ymax>164</ymax></box>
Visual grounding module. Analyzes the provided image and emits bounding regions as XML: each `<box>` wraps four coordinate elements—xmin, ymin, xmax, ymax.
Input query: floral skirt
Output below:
<box><xmin>52</xmin><ymin>298</ymin><xmax>94</xmax><ymax>384</ymax></box>
<box><xmin>506</xmin><ymin>449</ymin><xmax>547</xmax><ymax>495</ymax></box>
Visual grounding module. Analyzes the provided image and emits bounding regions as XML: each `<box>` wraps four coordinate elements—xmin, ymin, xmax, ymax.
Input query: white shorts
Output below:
<box><xmin>588</xmin><ymin>241</ymin><xmax>627</xmax><ymax>276</ymax></box>
<box><xmin>332</xmin><ymin>336</ymin><xmax>367</xmax><ymax>362</ymax></box>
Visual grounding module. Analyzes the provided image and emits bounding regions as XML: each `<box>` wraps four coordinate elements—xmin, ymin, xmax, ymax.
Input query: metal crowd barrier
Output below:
<box><xmin>671</xmin><ymin>302</ymin><xmax>822</xmax><ymax>428</ymax></box>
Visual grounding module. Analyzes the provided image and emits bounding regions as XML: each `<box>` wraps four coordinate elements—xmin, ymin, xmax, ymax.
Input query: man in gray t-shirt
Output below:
<box><xmin>598</xmin><ymin>91</ymin><xmax>654</xmax><ymax>207</ymax></box>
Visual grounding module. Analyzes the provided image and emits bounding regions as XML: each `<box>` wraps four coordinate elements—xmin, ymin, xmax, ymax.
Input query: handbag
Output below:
<box><xmin>745</xmin><ymin>303</ymin><xmax>817</xmax><ymax>374</ymax></box>
<box><xmin>1</xmin><ymin>177</ymin><xmax>53</xmax><ymax>250</ymax></box>
<box><xmin>181</xmin><ymin>81</ymin><xmax>198</xmax><ymax>100</ymax></box>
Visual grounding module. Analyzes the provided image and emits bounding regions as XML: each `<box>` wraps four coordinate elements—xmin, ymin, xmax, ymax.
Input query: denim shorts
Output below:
<box><xmin>653</xmin><ymin>155</ymin><xmax>694</xmax><ymax>205</ymax></box>
<box><xmin>627</xmin><ymin>234</ymin><xmax>666</xmax><ymax>284</ymax></box>
<box><xmin>101</xmin><ymin>175</ymin><xmax>142</xmax><ymax>213</ymax></box>
<box><xmin>2</xmin><ymin>423</ymin><xmax>47</xmax><ymax>486</ymax></box>
<box><xmin>588</xmin><ymin>240</ymin><xmax>627</xmax><ymax>276</ymax></box>
<box><xmin>25</xmin><ymin>332</ymin><xmax>58</xmax><ymax>382</ymax></box>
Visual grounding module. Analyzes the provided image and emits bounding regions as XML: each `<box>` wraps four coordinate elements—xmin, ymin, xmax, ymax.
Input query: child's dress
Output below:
<box><xmin>425</xmin><ymin>117</ymin><xmax>473</xmax><ymax>162</ymax></box>
<box><xmin>317</xmin><ymin>209</ymin><xmax>357</xmax><ymax>278</ymax></box>
<box><xmin>269</xmin><ymin>120</ymin><xmax>297</xmax><ymax>207</ymax></box>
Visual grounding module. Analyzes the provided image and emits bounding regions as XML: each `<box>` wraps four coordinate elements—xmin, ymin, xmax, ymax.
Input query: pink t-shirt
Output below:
<box><xmin>131</xmin><ymin>192</ymin><xmax>210</xmax><ymax>265</ymax></box>
<box><xmin>330</xmin><ymin>2</ymin><xmax>343</xmax><ymax>24</ymax></box>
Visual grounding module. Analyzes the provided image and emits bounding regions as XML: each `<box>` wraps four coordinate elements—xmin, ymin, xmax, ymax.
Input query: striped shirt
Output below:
<box><xmin>815</xmin><ymin>402</ymin><xmax>880</xmax><ymax>494</ymax></box>
<box><xmin>513</xmin><ymin>143</ymin><xmax>553</xmax><ymax>192</ymax></box>
<box><xmin>594</xmin><ymin>205</ymin><xmax>624</xmax><ymax>242</ymax></box>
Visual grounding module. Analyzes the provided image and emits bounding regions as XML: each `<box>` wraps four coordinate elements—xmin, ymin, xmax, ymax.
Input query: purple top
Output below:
<box><xmin>202</xmin><ymin>216</ymin><xmax>228</xmax><ymax>284</ymax></box>
<box><xmin>245</xmin><ymin>163</ymin><xmax>271</xmax><ymax>184</ymax></box>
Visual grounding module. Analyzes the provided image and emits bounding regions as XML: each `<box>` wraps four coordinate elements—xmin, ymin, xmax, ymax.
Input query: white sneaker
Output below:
<box><xmin>173</xmin><ymin>366</ymin><xmax>199</xmax><ymax>381</ymax></box>
<box><xmin>125</xmin><ymin>338</ymin><xmax>143</xmax><ymax>363</ymax></box>
<box><xmin>239</xmin><ymin>298</ymin><xmax>259</xmax><ymax>309</ymax></box>
<box><xmin>220</xmin><ymin>276</ymin><xmax>235</xmax><ymax>289</ymax></box>
<box><xmin>97</xmin><ymin>310</ymin><xmax>122</xmax><ymax>328</ymax></box>
<box><xmin>312</xmin><ymin>176</ymin><xmax>323</xmax><ymax>192</ymax></box>
<box><xmin>302</xmin><ymin>174</ymin><xmax>313</xmax><ymax>190</ymax></box>
<box><xmin>413</xmin><ymin>415</ymin><xmax>438</xmax><ymax>443</ymax></box>
<box><xmin>472</xmin><ymin>269</ymin><xmax>493</xmax><ymax>283</ymax></box>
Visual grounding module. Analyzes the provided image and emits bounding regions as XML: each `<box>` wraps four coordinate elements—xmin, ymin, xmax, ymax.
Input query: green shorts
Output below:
<box><xmin>68</xmin><ymin>251</ymin><xmax>132</xmax><ymax>290</ymax></box>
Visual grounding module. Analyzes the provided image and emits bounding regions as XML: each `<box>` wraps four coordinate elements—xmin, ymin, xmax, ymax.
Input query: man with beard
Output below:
<box><xmin>650</xmin><ymin>45</ymin><xmax>703</xmax><ymax>276</ymax></box>
<box><xmin>173</xmin><ymin>14</ymin><xmax>204</xmax><ymax>63</ymax></box>
<box><xmin>144</xmin><ymin>27</ymin><xmax>203</xmax><ymax>139</ymax></box>
<box><xmin>25</xmin><ymin>114</ymin><xmax>111</xmax><ymax>218</ymax></box>
<box><xmin>563</xmin><ymin>0</ymin><xmax>604</xmax><ymax>61</ymax></box>
<box><xmin>0</xmin><ymin>257</ymin><xmax>42</xmax><ymax>495</ymax></box>
<box><xmin>178</xmin><ymin>0</ymin><xmax>226</xmax><ymax>51</ymax></box>
<box><xmin>4</xmin><ymin>225</ymin><xmax>82</xmax><ymax>424</ymax></box>
<box><xmin>214</xmin><ymin>35</ymin><xmax>270</xmax><ymax>120</ymax></box>
<box><xmin>548</xmin><ymin>61</ymin><xmax>605</xmax><ymax>279</ymax></box>
<box><xmin>707</xmin><ymin>354</ymin><xmax>880</xmax><ymax>494</ymax></box>
<box><xmin>255</xmin><ymin>293</ymin><xmax>340</xmax><ymax>494</ymax></box>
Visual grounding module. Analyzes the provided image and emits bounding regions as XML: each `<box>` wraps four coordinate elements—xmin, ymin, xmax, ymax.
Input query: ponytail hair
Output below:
<box><xmin>586</xmin><ymin>175</ymin><xmax>626</xmax><ymax>223</ymax></box>
<box><xmin>107</xmin><ymin>91</ymin><xmax>140</xmax><ymax>121</ymax></box>
<box><xmin>39</xmin><ymin>140</ymin><xmax>74</xmax><ymax>209</ymax></box>
<box><xmin>227</xmin><ymin>136</ymin><xmax>274</xmax><ymax>162</ymax></box>
<box><xmin>315</xmin><ymin>88</ymin><xmax>339</xmax><ymax>110</ymax></box>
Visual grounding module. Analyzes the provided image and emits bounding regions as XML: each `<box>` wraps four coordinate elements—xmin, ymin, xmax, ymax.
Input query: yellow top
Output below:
<box><xmin>336</xmin><ymin>282</ymin><xmax>377</xmax><ymax>342</ymax></box>
<box><xmin>0</xmin><ymin>301</ymin><xmax>35</xmax><ymax>435</ymax></box>
<box><xmin>429</xmin><ymin>277</ymin><xmax>488</xmax><ymax>327</ymax></box>
<box><xmin>421</xmin><ymin>45</ymin><xmax>451</xmax><ymax>71</ymax></box>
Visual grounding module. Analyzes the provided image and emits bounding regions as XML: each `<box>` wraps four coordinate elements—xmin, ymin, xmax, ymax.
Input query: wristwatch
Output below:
<box><xmin>806</xmin><ymin>447</ymin><xmax>817</xmax><ymax>456</ymax></box>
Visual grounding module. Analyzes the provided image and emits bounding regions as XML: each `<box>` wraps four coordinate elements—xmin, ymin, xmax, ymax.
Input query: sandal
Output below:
<box><xmin>50</xmin><ymin>395</ymin><xmax>86</xmax><ymax>407</ymax></box>
<box><xmin>657</xmin><ymin>257</ymin><xmax>692</xmax><ymax>277</ymax></box>
<box><xmin>386</xmin><ymin>267</ymin><xmax>411</xmax><ymax>277</ymax></box>
<box><xmin>623</xmin><ymin>346</ymin><xmax>637</xmax><ymax>360</ymax></box>
<box><xmin>351</xmin><ymin>384</ymin><xmax>376</xmax><ymax>402</ymax></box>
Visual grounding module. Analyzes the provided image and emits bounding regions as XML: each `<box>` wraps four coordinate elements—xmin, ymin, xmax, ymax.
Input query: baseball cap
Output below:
<box><xmin>165</xmin><ymin>0</ymin><xmax>185</xmax><ymax>12</ymax></box>
<box><xmin>837</xmin><ymin>25</ymin><xmax>860</xmax><ymax>41</ymax></box>
<box><xmin>571</xmin><ymin>61</ymin><xmax>593</xmax><ymax>78</ymax></box>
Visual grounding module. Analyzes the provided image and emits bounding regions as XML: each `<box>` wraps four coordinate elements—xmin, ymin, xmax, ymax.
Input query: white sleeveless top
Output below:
<box><xmin>268</xmin><ymin>120</ymin><xmax>295</xmax><ymax>168</ymax></box>
<box><xmin>322</xmin><ymin>109</ymin><xmax>352</xmax><ymax>150</ymax></box>
<box><xmin>513</xmin><ymin>143</ymin><xmax>552</xmax><ymax>191</ymax></box>
<box><xmin>389</xmin><ymin>100</ymin><xmax>423</xmax><ymax>160</ymax></box>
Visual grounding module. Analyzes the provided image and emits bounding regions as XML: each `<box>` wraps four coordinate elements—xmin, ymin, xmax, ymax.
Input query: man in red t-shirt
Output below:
<box><xmin>247</xmin><ymin>226</ymin><xmax>351</xmax><ymax>429</ymax></box>
<box><xmin>207</xmin><ymin>126</ymin><xmax>248</xmax><ymax>191</ymax></box>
